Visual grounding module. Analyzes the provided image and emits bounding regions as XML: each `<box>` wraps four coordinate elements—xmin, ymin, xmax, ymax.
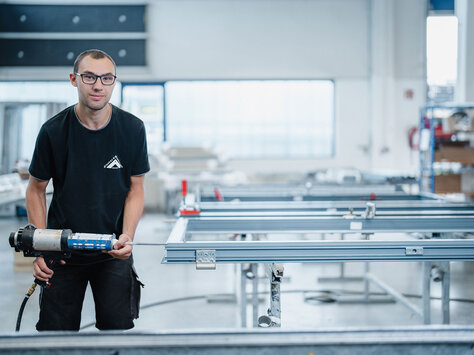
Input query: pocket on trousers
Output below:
<box><xmin>130</xmin><ymin>266</ymin><xmax>144</xmax><ymax>319</ymax></box>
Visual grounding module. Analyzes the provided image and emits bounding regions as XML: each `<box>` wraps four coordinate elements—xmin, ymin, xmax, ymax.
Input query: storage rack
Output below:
<box><xmin>419</xmin><ymin>103</ymin><xmax>474</xmax><ymax>195</ymax></box>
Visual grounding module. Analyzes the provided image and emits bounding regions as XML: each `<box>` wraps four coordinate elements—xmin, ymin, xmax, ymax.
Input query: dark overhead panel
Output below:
<box><xmin>429</xmin><ymin>0</ymin><xmax>455</xmax><ymax>13</ymax></box>
<box><xmin>0</xmin><ymin>39</ymin><xmax>146</xmax><ymax>67</ymax></box>
<box><xmin>0</xmin><ymin>5</ymin><xmax>145</xmax><ymax>32</ymax></box>
<box><xmin>0</xmin><ymin>4</ymin><xmax>146</xmax><ymax>67</ymax></box>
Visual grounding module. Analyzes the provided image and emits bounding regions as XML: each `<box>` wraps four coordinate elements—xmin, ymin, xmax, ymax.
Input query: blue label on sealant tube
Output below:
<box><xmin>67</xmin><ymin>235</ymin><xmax>114</xmax><ymax>251</ymax></box>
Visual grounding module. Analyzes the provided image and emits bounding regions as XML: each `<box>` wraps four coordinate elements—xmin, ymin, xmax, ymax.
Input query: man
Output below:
<box><xmin>26</xmin><ymin>49</ymin><xmax>149</xmax><ymax>331</ymax></box>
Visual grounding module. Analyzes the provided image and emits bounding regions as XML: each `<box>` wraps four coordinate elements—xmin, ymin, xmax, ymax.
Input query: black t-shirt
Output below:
<box><xmin>29</xmin><ymin>104</ymin><xmax>150</xmax><ymax>263</ymax></box>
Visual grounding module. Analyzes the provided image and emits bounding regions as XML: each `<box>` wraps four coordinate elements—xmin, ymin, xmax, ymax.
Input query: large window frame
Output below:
<box><xmin>426</xmin><ymin>15</ymin><xmax>458</xmax><ymax>103</ymax></box>
<box><xmin>121</xmin><ymin>82</ymin><xmax>165</xmax><ymax>155</ymax></box>
<box><xmin>121</xmin><ymin>79</ymin><xmax>335</xmax><ymax>160</ymax></box>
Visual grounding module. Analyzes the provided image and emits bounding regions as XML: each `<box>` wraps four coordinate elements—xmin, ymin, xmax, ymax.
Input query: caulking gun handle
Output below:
<box><xmin>34</xmin><ymin>256</ymin><xmax>59</xmax><ymax>288</ymax></box>
<box><xmin>33</xmin><ymin>252</ymin><xmax>69</xmax><ymax>288</ymax></box>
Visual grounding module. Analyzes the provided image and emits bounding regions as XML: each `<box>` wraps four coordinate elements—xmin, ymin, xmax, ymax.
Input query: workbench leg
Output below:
<box><xmin>363</xmin><ymin>234</ymin><xmax>371</xmax><ymax>302</ymax></box>
<box><xmin>340</xmin><ymin>262</ymin><xmax>346</xmax><ymax>279</ymax></box>
<box><xmin>252</xmin><ymin>263</ymin><xmax>259</xmax><ymax>327</ymax></box>
<box><xmin>339</xmin><ymin>234</ymin><xmax>345</xmax><ymax>278</ymax></box>
<box><xmin>423</xmin><ymin>261</ymin><xmax>431</xmax><ymax>325</ymax></box>
<box><xmin>240</xmin><ymin>264</ymin><xmax>247</xmax><ymax>328</ymax></box>
<box><xmin>363</xmin><ymin>262</ymin><xmax>370</xmax><ymax>302</ymax></box>
<box><xmin>441</xmin><ymin>261</ymin><xmax>450</xmax><ymax>324</ymax></box>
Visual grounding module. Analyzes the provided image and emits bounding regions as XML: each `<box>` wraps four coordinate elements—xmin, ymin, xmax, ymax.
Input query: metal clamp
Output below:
<box><xmin>406</xmin><ymin>247</ymin><xmax>423</xmax><ymax>256</ymax></box>
<box><xmin>196</xmin><ymin>249</ymin><xmax>216</xmax><ymax>270</ymax></box>
<box><xmin>363</xmin><ymin>202</ymin><xmax>376</xmax><ymax>219</ymax></box>
<box><xmin>258</xmin><ymin>263</ymin><xmax>284</xmax><ymax>328</ymax></box>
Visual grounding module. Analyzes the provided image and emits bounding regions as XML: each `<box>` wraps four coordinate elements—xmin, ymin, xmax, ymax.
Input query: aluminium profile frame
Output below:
<box><xmin>163</xmin><ymin>215</ymin><xmax>474</xmax><ymax>327</ymax></box>
<box><xmin>194</xmin><ymin>209</ymin><xmax>474</xmax><ymax>218</ymax></box>
<box><xmin>197</xmin><ymin>200</ymin><xmax>474</xmax><ymax>212</ymax></box>
<box><xmin>200</xmin><ymin>182</ymin><xmax>405</xmax><ymax>194</ymax></box>
<box><xmin>199</xmin><ymin>193</ymin><xmax>437</xmax><ymax>202</ymax></box>
<box><xmin>164</xmin><ymin>216</ymin><xmax>474</xmax><ymax>264</ymax></box>
<box><xmin>184</xmin><ymin>203</ymin><xmax>474</xmax><ymax>322</ymax></box>
<box><xmin>198</xmin><ymin>184</ymin><xmax>436</xmax><ymax>200</ymax></box>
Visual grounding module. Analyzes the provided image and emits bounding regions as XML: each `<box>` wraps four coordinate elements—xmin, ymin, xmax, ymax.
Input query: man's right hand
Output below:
<box><xmin>33</xmin><ymin>256</ymin><xmax>65</xmax><ymax>282</ymax></box>
<box><xmin>33</xmin><ymin>256</ymin><xmax>54</xmax><ymax>282</ymax></box>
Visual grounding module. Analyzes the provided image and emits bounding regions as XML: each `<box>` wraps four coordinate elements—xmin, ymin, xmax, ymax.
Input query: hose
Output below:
<box><xmin>15</xmin><ymin>283</ymin><xmax>37</xmax><ymax>332</ymax></box>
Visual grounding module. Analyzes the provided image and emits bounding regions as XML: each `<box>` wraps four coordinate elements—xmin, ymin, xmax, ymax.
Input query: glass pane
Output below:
<box><xmin>0</xmin><ymin>81</ymin><xmax>122</xmax><ymax>106</ymax></box>
<box><xmin>19</xmin><ymin>104</ymin><xmax>47</xmax><ymax>161</ymax></box>
<box><xmin>426</xmin><ymin>15</ymin><xmax>458</xmax><ymax>103</ymax></box>
<box><xmin>165</xmin><ymin>80</ymin><xmax>334</xmax><ymax>159</ymax></box>
<box><xmin>0</xmin><ymin>81</ymin><xmax>122</xmax><ymax>172</ymax></box>
<box><xmin>121</xmin><ymin>85</ymin><xmax>164</xmax><ymax>154</ymax></box>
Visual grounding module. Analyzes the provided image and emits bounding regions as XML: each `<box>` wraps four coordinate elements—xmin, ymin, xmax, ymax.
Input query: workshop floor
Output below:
<box><xmin>2</xmin><ymin>212</ymin><xmax>474</xmax><ymax>334</ymax></box>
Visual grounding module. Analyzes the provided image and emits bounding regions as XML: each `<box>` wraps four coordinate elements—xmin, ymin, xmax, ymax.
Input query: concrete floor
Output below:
<box><xmin>2</xmin><ymin>212</ymin><xmax>474</xmax><ymax>333</ymax></box>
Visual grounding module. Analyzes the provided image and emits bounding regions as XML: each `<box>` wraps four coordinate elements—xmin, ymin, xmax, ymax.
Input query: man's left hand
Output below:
<box><xmin>108</xmin><ymin>233</ymin><xmax>133</xmax><ymax>259</ymax></box>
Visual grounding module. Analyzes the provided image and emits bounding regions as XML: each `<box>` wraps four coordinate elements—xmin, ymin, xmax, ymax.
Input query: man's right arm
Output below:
<box><xmin>26</xmin><ymin>176</ymin><xmax>48</xmax><ymax>229</ymax></box>
<box><xmin>26</xmin><ymin>176</ymin><xmax>55</xmax><ymax>282</ymax></box>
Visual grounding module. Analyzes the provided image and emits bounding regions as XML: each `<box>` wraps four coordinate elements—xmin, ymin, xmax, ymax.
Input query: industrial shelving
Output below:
<box><xmin>419</xmin><ymin>103</ymin><xmax>474</xmax><ymax>196</ymax></box>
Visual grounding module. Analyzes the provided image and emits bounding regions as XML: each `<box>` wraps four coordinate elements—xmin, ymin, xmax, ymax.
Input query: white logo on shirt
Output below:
<box><xmin>104</xmin><ymin>155</ymin><xmax>123</xmax><ymax>169</ymax></box>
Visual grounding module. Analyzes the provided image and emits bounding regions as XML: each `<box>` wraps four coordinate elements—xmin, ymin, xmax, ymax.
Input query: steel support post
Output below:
<box><xmin>441</xmin><ymin>261</ymin><xmax>450</xmax><ymax>324</ymax></box>
<box><xmin>240</xmin><ymin>263</ymin><xmax>247</xmax><ymax>327</ymax></box>
<box><xmin>252</xmin><ymin>263</ymin><xmax>259</xmax><ymax>327</ymax></box>
<box><xmin>363</xmin><ymin>234</ymin><xmax>371</xmax><ymax>302</ymax></box>
<box><xmin>318</xmin><ymin>233</ymin><xmax>364</xmax><ymax>283</ymax></box>
<box><xmin>363</xmin><ymin>262</ymin><xmax>371</xmax><ymax>302</ymax></box>
<box><xmin>423</xmin><ymin>261</ymin><xmax>431</xmax><ymax>324</ymax></box>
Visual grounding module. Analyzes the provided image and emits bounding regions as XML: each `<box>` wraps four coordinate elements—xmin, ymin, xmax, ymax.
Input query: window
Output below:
<box><xmin>426</xmin><ymin>15</ymin><xmax>458</xmax><ymax>103</ymax></box>
<box><xmin>121</xmin><ymin>84</ymin><xmax>164</xmax><ymax>154</ymax></box>
<box><xmin>165</xmin><ymin>80</ymin><xmax>334</xmax><ymax>159</ymax></box>
<box><xmin>0</xmin><ymin>81</ymin><xmax>122</xmax><ymax>173</ymax></box>
<box><xmin>0</xmin><ymin>80</ymin><xmax>122</xmax><ymax>106</ymax></box>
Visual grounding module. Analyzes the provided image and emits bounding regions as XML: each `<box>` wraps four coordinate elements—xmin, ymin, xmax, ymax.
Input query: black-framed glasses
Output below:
<box><xmin>74</xmin><ymin>72</ymin><xmax>117</xmax><ymax>86</ymax></box>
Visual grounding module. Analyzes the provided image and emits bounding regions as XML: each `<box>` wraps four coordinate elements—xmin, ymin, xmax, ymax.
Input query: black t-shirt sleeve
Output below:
<box><xmin>29</xmin><ymin>125</ymin><xmax>53</xmax><ymax>181</ymax></box>
<box><xmin>131</xmin><ymin>122</ymin><xmax>150</xmax><ymax>176</ymax></box>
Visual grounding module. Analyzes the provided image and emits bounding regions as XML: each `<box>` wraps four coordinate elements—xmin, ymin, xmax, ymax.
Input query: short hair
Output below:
<box><xmin>73</xmin><ymin>49</ymin><xmax>116</xmax><ymax>73</ymax></box>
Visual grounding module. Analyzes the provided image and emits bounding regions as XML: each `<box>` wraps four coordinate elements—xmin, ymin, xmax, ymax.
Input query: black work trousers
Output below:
<box><xmin>36</xmin><ymin>256</ymin><xmax>141</xmax><ymax>331</ymax></box>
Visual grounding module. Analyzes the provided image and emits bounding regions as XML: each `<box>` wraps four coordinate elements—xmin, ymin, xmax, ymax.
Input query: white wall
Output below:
<box><xmin>147</xmin><ymin>0</ymin><xmax>426</xmax><ymax>174</ymax></box>
<box><xmin>456</xmin><ymin>0</ymin><xmax>474</xmax><ymax>102</ymax></box>
<box><xmin>0</xmin><ymin>0</ymin><xmax>428</xmax><ymax>175</ymax></box>
<box><xmin>369</xmin><ymin>0</ymin><xmax>426</xmax><ymax>175</ymax></box>
<box><xmin>148</xmin><ymin>0</ymin><xmax>368</xmax><ymax>80</ymax></box>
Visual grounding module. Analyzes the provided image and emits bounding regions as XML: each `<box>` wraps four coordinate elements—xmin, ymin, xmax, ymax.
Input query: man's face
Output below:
<box><xmin>70</xmin><ymin>55</ymin><xmax>116</xmax><ymax>112</ymax></box>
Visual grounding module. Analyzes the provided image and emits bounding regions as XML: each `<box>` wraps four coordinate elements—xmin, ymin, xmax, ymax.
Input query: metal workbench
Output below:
<box><xmin>198</xmin><ymin>183</ymin><xmax>438</xmax><ymax>202</ymax></box>
<box><xmin>163</xmin><ymin>212</ymin><xmax>474</xmax><ymax>327</ymax></box>
<box><xmin>165</xmin><ymin>215</ymin><xmax>474</xmax><ymax>264</ymax></box>
<box><xmin>1</xmin><ymin>326</ymin><xmax>474</xmax><ymax>354</ymax></box>
<box><xmin>173</xmin><ymin>183</ymin><xmax>474</xmax><ymax>327</ymax></box>
<box><xmin>196</xmin><ymin>200</ymin><xmax>474</xmax><ymax>213</ymax></box>
<box><xmin>200</xmin><ymin>192</ymin><xmax>438</xmax><ymax>202</ymax></box>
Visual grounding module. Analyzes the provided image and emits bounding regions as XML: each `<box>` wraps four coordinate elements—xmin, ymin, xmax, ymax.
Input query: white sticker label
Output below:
<box><xmin>350</xmin><ymin>222</ymin><xmax>363</xmax><ymax>230</ymax></box>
